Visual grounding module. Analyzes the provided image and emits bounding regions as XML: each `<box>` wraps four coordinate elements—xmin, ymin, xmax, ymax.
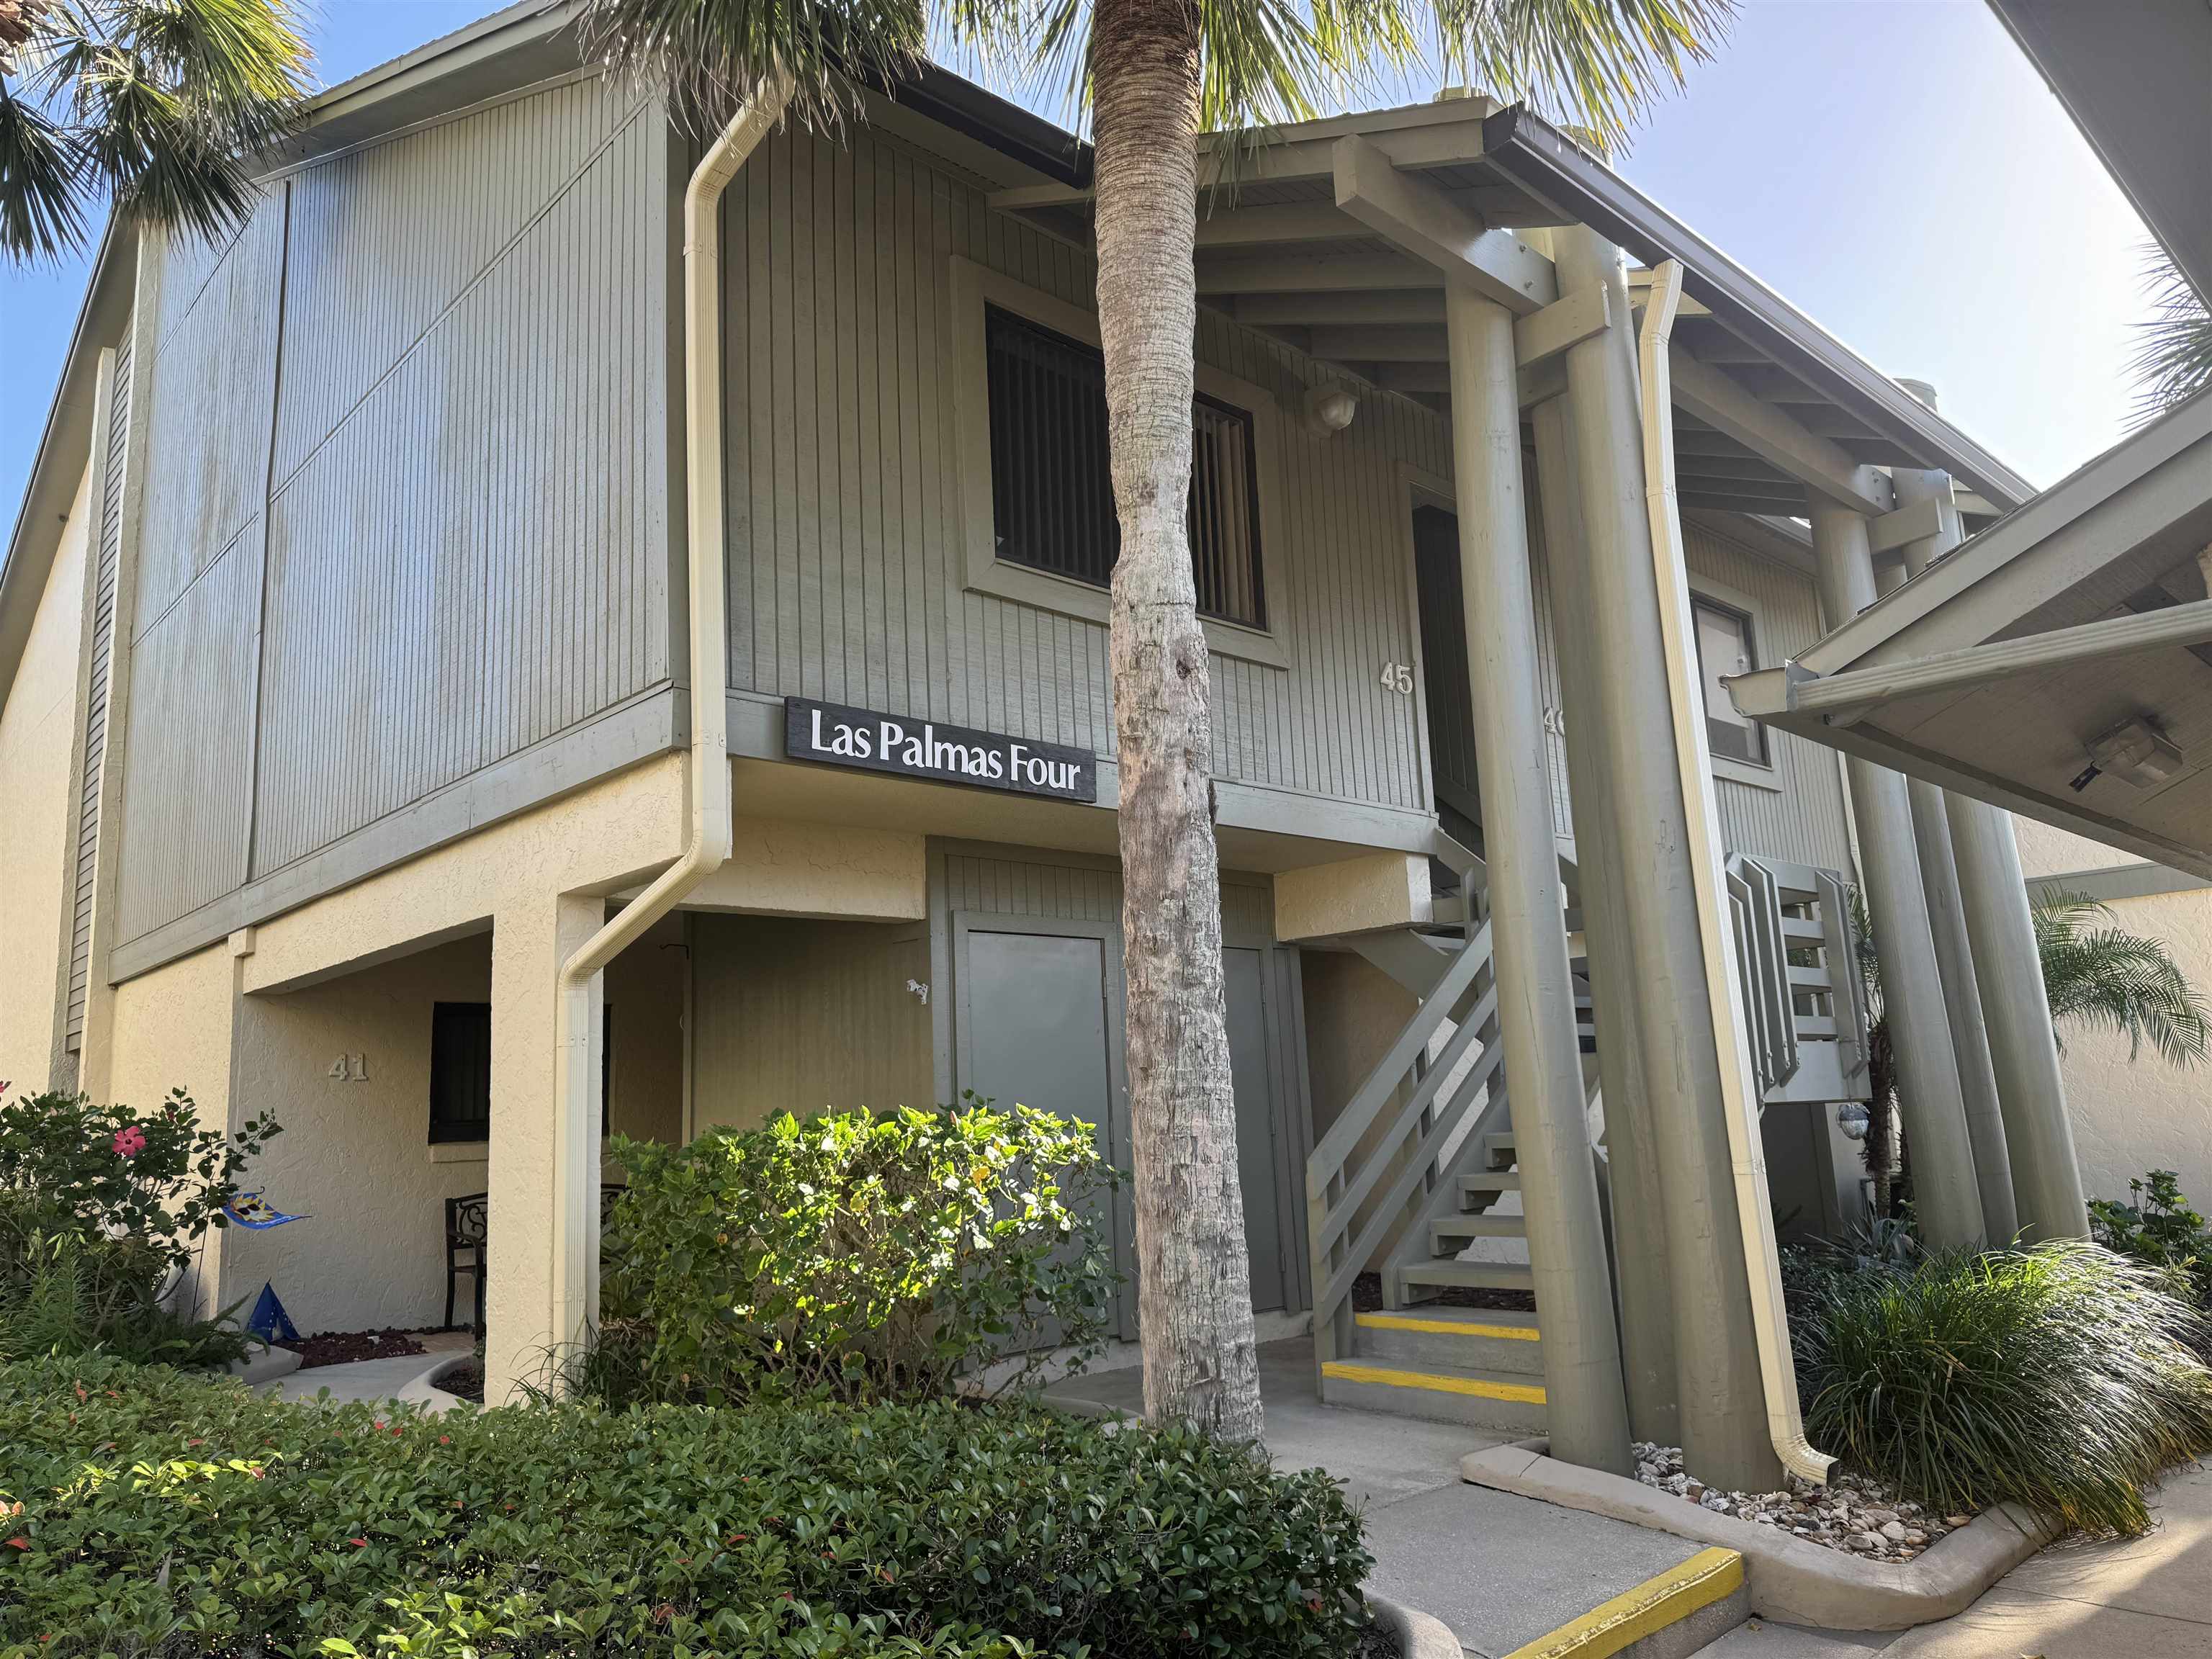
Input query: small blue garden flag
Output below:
<box><xmin>225</xmin><ymin>1191</ymin><xmax>306</xmax><ymax>1230</ymax></box>
<box><xmin>248</xmin><ymin>1282</ymin><xmax>300</xmax><ymax>1344</ymax></box>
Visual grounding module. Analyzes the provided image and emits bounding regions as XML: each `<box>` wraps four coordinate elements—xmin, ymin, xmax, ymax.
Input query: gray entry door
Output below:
<box><xmin>954</xmin><ymin>913</ymin><xmax>1301</xmax><ymax>1334</ymax></box>
<box><xmin>1224</xmin><ymin>946</ymin><xmax>1287</xmax><ymax>1312</ymax></box>
<box><xmin>956</xmin><ymin>918</ymin><xmax>1137</xmax><ymax>1338</ymax></box>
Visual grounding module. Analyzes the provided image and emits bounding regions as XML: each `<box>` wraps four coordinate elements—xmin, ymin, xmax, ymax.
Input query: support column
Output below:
<box><xmin>1445</xmin><ymin>277</ymin><xmax>1631</xmax><ymax>1476</ymax></box>
<box><xmin>1945</xmin><ymin>805</ymin><xmax>2090</xmax><ymax>1238</ymax></box>
<box><xmin>1808</xmin><ymin>505</ymin><xmax>1985</xmax><ymax>1251</ymax></box>
<box><xmin>487</xmin><ymin>890</ymin><xmax>606</xmax><ymax>1402</ymax></box>
<box><xmin>1547</xmin><ymin>225</ymin><xmax>1774</xmax><ymax>1489</ymax></box>
<box><xmin>1883</xmin><ymin>473</ymin><xmax>2017</xmax><ymax>1241</ymax></box>
<box><xmin>1530</xmin><ymin>390</ymin><xmax>1679</xmax><ymax>1448</ymax></box>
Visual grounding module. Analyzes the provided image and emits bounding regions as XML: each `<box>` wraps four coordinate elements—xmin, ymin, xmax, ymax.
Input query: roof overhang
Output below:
<box><xmin>1985</xmin><ymin>0</ymin><xmax>2212</xmax><ymax>304</ymax></box>
<box><xmin>1730</xmin><ymin>389</ymin><xmax>2212</xmax><ymax>878</ymax></box>
<box><xmin>990</xmin><ymin>99</ymin><xmax>2035</xmax><ymax>526</ymax></box>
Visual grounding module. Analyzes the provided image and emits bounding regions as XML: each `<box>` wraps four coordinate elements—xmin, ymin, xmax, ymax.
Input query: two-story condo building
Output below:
<box><xmin>0</xmin><ymin>0</ymin><xmax>2090</xmax><ymax>1485</ymax></box>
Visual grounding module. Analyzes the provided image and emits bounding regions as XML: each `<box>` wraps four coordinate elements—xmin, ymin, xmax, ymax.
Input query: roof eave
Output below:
<box><xmin>1475</xmin><ymin>103</ymin><xmax>2036</xmax><ymax>511</ymax></box>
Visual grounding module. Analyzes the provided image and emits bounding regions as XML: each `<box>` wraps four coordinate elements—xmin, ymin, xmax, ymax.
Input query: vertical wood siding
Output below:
<box><xmin>721</xmin><ymin>125</ymin><xmax>1437</xmax><ymax>813</ymax></box>
<box><xmin>1683</xmin><ymin>521</ymin><xmax>1855</xmax><ymax>871</ymax></box>
<box><xmin>66</xmin><ymin>331</ymin><xmax>132</xmax><ymax>1041</ymax></box>
<box><xmin>109</xmin><ymin>78</ymin><xmax>673</xmax><ymax>947</ymax></box>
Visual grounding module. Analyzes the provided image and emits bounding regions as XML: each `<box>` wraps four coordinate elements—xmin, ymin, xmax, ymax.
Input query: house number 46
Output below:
<box><xmin>1378</xmin><ymin>662</ymin><xmax>1414</xmax><ymax>696</ymax></box>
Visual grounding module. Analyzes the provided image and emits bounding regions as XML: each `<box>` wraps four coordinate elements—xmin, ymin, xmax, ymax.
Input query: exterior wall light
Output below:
<box><xmin>1305</xmin><ymin>385</ymin><xmax>1359</xmax><ymax>436</ymax></box>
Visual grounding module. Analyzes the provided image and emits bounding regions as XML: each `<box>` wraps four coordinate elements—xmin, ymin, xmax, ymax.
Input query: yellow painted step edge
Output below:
<box><xmin>1356</xmin><ymin>1310</ymin><xmax>1541</xmax><ymax>1342</ymax></box>
<box><xmin>1501</xmin><ymin>1547</ymin><xmax>1745</xmax><ymax>1659</ymax></box>
<box><xmin>1319</xmin><ymin>1359</ymin><xmax>1545</xmax><ymax>1405</ymax></box>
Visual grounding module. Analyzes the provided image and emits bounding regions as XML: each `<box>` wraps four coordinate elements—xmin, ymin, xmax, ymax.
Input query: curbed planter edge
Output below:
<box><xmin>1458</xmin><ymin>1442</ymin><xmax>2061</xmax><ymax>1632</ymax></box>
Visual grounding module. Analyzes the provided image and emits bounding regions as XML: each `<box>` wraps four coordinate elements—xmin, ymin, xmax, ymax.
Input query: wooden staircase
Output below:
<box><xmin>1307</xmin><ymin>848</ymin><xmax>1603</xmax><ymax>1434</ymax></box>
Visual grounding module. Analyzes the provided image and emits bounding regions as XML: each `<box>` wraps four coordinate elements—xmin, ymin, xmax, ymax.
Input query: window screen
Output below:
<box><xmin>1692</xmin><ymin>597</ymin><xmax>1768</xmax><ymax>765</ymax></box>
<box><xmin>984</xmin><ymin>306</ymin><xmax>1265</xmax><ymax>629</ymax></box>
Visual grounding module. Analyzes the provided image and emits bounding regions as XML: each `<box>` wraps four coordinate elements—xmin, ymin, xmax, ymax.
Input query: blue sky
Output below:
<box><xmin>1</xmin><ymin>0</ymin><xmax>2156</xmax><ymax>522</ymax></box>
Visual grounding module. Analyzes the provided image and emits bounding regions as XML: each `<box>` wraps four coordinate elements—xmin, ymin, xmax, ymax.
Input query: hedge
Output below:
<box><xmin>0</xmin><ymin>1355</ymin><xmax>1370</xmax><ymax>1658</ymax></box>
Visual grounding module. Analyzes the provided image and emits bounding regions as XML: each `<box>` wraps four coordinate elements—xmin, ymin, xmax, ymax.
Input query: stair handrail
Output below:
<box><xmin>1307</xmin><ymin>917</ymin><xmax>1495</xmax><ymax>1368</ymax></box>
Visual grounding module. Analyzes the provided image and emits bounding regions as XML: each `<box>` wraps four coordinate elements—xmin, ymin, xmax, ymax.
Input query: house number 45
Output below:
<box><xmin>1378</xmin><ymin>662</ymin><xmax>1414</xmax><ymax>696</ymax></box>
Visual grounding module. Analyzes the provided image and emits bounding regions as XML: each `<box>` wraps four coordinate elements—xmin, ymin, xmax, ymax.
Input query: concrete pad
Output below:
<box><xmin>1995</xmin><ymin>1458</ymin><xmax>2212</xmax><ymax>1623</ymax></box>
<box><xmin>1048</xmin><ymin>1336</ymin><xmax>1508</xmax><ymax>1512</ymax></box>
<box><xmin>1699</xmin><ymin>1619</ymin><xmax>1891</xmax><ymax>1656</ymax></box>
<box><xmin>270</xmin><ymin>1344</ymin><xmax>467</xmax><ymax>1406</ymax></box>
<box><xmin>1359</xmin><ymin>1480</ymin><xmax>1703</xmax><ymax>1658</ymax></box>
<box><xmin>1881</xmin><ymin>1586</ymin><xmax>2212</xmax><ymax>1658</ymax></box>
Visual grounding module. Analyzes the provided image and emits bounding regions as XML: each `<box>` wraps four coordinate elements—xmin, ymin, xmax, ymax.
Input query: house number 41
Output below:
<box><xmin>328</xmin><ymin>1053</ymin><xmax>369</xmax><ymax>1082</ymax></box>
<box><xmin>1378</xmin><ymin>662</ymin><xmax>1414</xmax><ymax>696</ymax></box>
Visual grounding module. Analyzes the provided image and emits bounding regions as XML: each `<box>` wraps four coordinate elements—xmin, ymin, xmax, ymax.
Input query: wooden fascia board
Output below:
<box><xmin>1329</xmin><ymin>135</ymin><xmax>1556</xmax><ymax>315</ymax></box>
<box><xmin>1668</xmin><ymin>346</ymin><xmax>1894</xmax><ymax>516</ymax></box>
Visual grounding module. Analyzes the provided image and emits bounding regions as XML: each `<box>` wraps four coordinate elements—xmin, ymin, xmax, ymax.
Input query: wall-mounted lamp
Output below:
<box><xmin>1304</xmin><ymin>384</ymin><xmax>1359</xmax><ymax>436</ymax></box>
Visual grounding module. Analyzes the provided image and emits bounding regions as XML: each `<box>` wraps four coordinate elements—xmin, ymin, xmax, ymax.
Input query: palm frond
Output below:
<box><xmin>2129</xmin><ymin>247</ymin><xmax>2212</xmax><ymax>428</ymax></box>
<box><xmin>0</xmin><ymin>76</ymin><xmax>84</xmax><ymax>258</ymax></box>
<box><xmin>2032</xmin><ymin>886</ymin><xmax>2210</xmax><ymax>1068</ymax></box>
<box><xmin>1</xmin><ymin>0</ymin><xmax>308</xmax><ymax>264</ymax></box>
<box><xmin>1431</xmin><ymin>0</ymin><xmax>1734</xmax><ymax>148</ymax></box>
<box><xmin>577</xmin><ymin>0</ymin><xmax>936</xmax><ymax>132</ymax></box>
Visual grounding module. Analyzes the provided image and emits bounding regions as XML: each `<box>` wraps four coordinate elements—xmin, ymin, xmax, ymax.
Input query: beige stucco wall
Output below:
<box><xmin>2013</xmin><ymin>818</ymin><xmax>2212</xmax><ymax>1212</ymax></box>
<box><xmin>217</xmin><ymin>926</ymin><xmax>685</xmax><ymax>1336</ymax></box>
<box><xmin>0</xmin><ymin>461</ymin><xmax>94</xmax><ymax>1094</ymax></box>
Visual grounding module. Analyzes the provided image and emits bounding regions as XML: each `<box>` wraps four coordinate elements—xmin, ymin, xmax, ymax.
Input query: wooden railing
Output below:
<box><xmin>1305</xmin><ymin>917</ymin><xmax>1509</xmax><ymax>1369</ymax></box>
<box><xmin>1724</xmin><ymin>854</ymin><xmax>1871</xmax><ymax>1106</ymax></box>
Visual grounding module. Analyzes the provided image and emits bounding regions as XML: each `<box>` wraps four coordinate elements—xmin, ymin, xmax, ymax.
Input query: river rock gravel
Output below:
<box><xmin>1631</xmin><ymin>1442</ymin><xmax>1973</xmax><ymax>1563</ymax></box>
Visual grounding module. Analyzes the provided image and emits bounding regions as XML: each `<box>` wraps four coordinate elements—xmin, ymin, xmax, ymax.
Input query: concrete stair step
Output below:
<box><xmin>1431</xmin><ymin>1213</ymin><xmax>1526</xmax><ymax>1251</ymax></box>
<box><xmin>1481</xmin><ymin>1130</ymin><xmax>1516</xmax><ymax>1169</ymax></box>
<box><xmin>1353</xmin><ymin>1306</ymin><xmax>1545</xmax><ymax>1375</ymax></box>
<box><xmin>1459</xmin><ymin>1170</ymin><xmax>1523</xmax><ymax>1204</ymax></box>
<box><xmin>1320</xmin><ymin>1356</ymin><xmax>1547</xmax><ymax>1431</ymax></box>
<box><xmin>1399</xmin><ymin>1258</ymin><xmax>1536</xmax><ymax>1295</ymax></box>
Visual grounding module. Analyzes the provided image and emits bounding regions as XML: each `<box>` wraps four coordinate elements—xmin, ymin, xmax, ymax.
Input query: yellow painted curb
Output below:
<box><xmin>1356</xmin><ymin>1310</ymin><xmax>1541</xmax><ymax>1342</ymax></box>
<box><xmin>1320</xmin><ymin>1359</ymin><xmax>1545</xmax><ymax>1404</ymax></box>
<box><xmin>1501</xmin><ymin>1547</ymin><xmax>1745</xmax><ymax>1659</ymax></box>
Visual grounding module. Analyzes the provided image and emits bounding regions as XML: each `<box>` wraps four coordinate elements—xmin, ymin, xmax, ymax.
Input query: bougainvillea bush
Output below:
<box><xmin>0</xmin><ymin>1354</ymin><xmax>1372</xmax><ymax>1658</ymax></box>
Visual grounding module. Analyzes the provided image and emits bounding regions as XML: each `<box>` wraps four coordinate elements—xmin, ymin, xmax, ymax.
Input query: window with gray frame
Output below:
<box><xmin>984</xmin><ymin>306</ymin><xmax>1266</xmax><ymax>629</ymax></box>
<box><xmin>1691</xmin><ymin>595</ymin><xmax>1769</xmax><ymax>765</ymax></box>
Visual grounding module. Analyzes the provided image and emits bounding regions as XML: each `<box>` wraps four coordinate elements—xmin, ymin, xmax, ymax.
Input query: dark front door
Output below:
<box><xmin>1411</xmin><ymin>503</ymin><xmax>1483</xmax><ymax>850</ymax></box>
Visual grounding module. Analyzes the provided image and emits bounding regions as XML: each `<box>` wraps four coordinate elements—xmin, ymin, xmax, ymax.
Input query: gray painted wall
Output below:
<box><xmin>718</xmin><ymin>122</ymin><xmax>1439</xmax><ymax>816</ymax></box>
<box><xmin>94</xmin><ymin>80</ymin><xmax>1853</xmax><ymax>984</ymax></box>
<box><xmin>109</xmin><ymin>76</ymin><xmax>676</xmax><ymax>958</ymax></box>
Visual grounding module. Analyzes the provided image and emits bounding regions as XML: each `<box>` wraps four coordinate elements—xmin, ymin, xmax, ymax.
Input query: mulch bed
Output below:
<box><xmin>276</xmin><ymin>1328</ymin><xmax>433</xmax><ymax>1370</ymax></box>
<box><xmin>433</xmin><ymin>1357</ymin><xmax>485</xmax><ymax>1404</ymax></box>
<box><xmin>1351</xmin><ymin>1271</ymin><xmax>1535</xmax><ymax>1315</ymax></box>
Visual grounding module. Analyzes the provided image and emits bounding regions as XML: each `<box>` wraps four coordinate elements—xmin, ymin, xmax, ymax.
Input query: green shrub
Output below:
<box><xmin>594</xmin><ymin>1100</ymin><xmax>1120</xmax><ymax>1407</ymax></box>
<box><xmin>0</xmin><ymin>1087</ymin><xmax>280</xmax><ymax>1268</ymax></box>
<box><xmin>0</xmin><ymin>1354</ymin><xmax>1370</xmax><ymax>1658</ymax></box>
<box><xmin>1796</xmin><ymin>1239</ymin><xmax>2212</xmax><ymax>1534</ymax></box>
<box><xmin>0</xmin><ymin>1207</ymin><xmax>249</xmax><ymax>1370</ymax></box>
<box><xmin>2091</xmin><ymin>1169</ymin><xmax>2212</xmax><ymax>1313</ymax></box>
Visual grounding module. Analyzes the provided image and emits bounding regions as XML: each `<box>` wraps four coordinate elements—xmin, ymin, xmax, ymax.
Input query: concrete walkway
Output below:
<box><xmin>268</xmin><ymin>1331</ymin><xmax>472</xmax><ymax>1406</ymax></box>
<box><xmin>1048</xmin><ymin>1337</ymin><xmax>1706</xmax><ymax>1657</ymax></box>
<box><xmin>1706</xmin><ymin>1456</ymin><xmax>2212</xmax><ymax>1658</ymax></box>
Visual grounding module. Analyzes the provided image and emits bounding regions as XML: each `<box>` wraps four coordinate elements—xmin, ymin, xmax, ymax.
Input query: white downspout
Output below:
<box><xmin>1635</xmin><ymin>259</ymin><xmax>1835</xmax><ymax>1485</ymax></box>
<box><xmin>547</xmin><ymin>81</ymin><xmax>790</xmax><ymax>1362</ymax></box>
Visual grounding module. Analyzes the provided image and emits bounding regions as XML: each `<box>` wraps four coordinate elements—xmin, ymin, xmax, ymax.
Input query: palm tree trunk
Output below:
<box><xmin>1090</xmin><ymin>0</ymin><xmax>1264</xmax><ymax>1443</ymax></box>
